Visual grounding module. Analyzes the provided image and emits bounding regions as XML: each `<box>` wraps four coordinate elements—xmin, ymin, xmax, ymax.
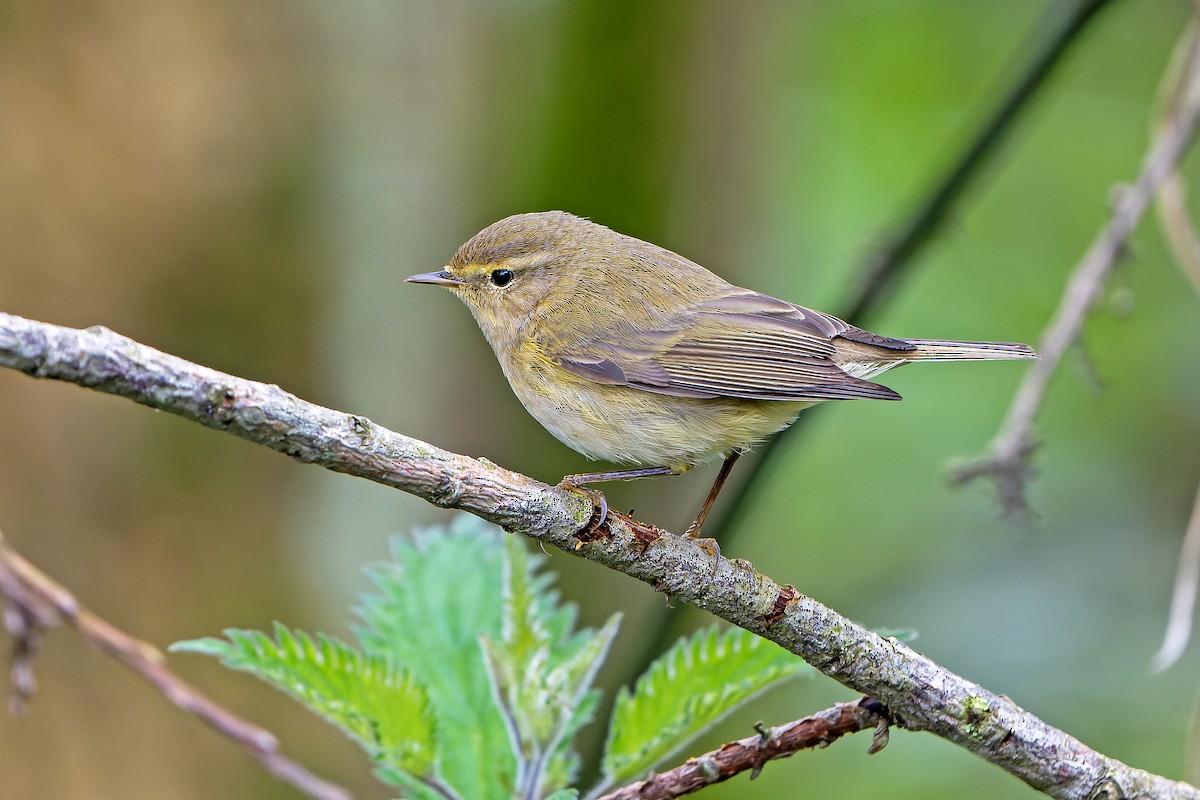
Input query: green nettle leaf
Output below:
<box><xmin>351</xmin><ymin>516</ymin><xmax>516</xmax><ymax>800</ymax></box>
<box><xmin>172</xmin><ymin>625</ymin><xmax>434</xmax><ymax>777</ymax></box>
<box><xmin>599</xmin><ymin>625</ymin><xmax>813</xmax><ymax>787</ymax></box>
<box><xmin>484</xmin><ymin>530</ymin><xmax>621</xmax><ymax>799</ymax></box>
<box><xmin>175</xmin><ymin>516</ymin><xmax>518</xmax><ymax>799</ymax></box>
<box><xmin>175</xmin><ymin>515</ymin><xmax>810</xmax><ymax>800</ymax></box>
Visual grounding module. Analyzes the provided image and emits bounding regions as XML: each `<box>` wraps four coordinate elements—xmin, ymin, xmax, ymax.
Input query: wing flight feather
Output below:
<box><xmin>552</xmin><ymin>291</ymin><xmax>902</xmax><ymax>402</ymax></box>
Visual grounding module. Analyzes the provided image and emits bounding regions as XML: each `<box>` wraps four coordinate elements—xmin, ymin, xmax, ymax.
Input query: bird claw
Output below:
<box><xmin>557</xmin><ymin>481</ymin><xmax>609</xmax><ymax>541</ymax></box>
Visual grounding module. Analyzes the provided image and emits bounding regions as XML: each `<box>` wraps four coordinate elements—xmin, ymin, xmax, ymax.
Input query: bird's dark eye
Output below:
<box><xmin>490</xmin><ymin>268</ymin><xmax>514</xmax><ymax>287</ymax></box>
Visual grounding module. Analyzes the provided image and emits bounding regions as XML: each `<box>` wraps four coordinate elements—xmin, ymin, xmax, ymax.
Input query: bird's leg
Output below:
<box><xmin>683</xmin><ymin>450</ymin><xmax>742</xmax><ymax>539</ymax></box>
<box><xmin>558</xmin><ymin>466</ymin><xmax>683</xmax><ymax>486</ymax></box>
<box><xmin>557</xmin><ymin>466</ymin><xmax>686</xmax><ymax>534</ymax></box>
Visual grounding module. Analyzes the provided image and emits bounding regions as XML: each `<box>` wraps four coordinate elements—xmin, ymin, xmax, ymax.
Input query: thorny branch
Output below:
<box><xmin>592</xmin><ymin>700</ymin><xmax>888</xmax><ymax>800</ymax></box>
<box><xmin>951</xmin><ymin>23</ymin><xmax>1200</xmax><ymax>512</ymax></box>
<box><xmin>0</xmin><ymin>528</ymin><xmax>352</xmax><ymax>800</ymax></box>
<box><xmin>0</xmin><ymin>311</ymin><xmax>1196</xmax><ymax>799</ymax></box>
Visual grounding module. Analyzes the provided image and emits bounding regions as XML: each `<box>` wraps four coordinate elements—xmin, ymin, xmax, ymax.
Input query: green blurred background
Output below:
<box><xmin>2</xmin><ymin>1</ymin><xmax>1199</xmax><ymax>797</ymax></box>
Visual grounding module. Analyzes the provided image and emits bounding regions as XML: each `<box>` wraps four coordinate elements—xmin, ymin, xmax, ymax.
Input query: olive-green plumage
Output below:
<box><xmin>408</xmin><ymin>210</ymin><xmax>1035</xmax><ymax>536</ymax></box>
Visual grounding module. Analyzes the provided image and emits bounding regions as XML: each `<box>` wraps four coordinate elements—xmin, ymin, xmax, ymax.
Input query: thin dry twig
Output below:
<box><xmin>1153</xmin><ymin>484</ymin><xmax>1200</xmax><ymax>672</ymax></box>
<box><xmin>1157</xmin><ymin>22</ymin><xmax>1200</xmax><ymax>296</ymax></box>
<box><xmin>593</xmin><ymin>699</ymin><xmax>887</xmax><ymax>800</ymax></box>
<box><xmin>0</xmin><ymin>529</ymin><xmax>352</xmax><ymax>800</ymax></box>
<box><xmin>951</xmin><ymin>24</ymin><xmax>1200</xmax><ymax>512</ymax></box>
<box><xmin>1152</xmin><ymin>21</ymin><xmax>1200</xmax><ymax>675</ymax></box>
<box><xmin>0</xmin><ymin>312</ymin><xmax>1196</xmax><ymax>799</ymax></box>
<box><xmin>1158</xmin><ymin>167</ymin><xmax>1200</xmax><ymax>295</ymax></box>
<box><xmin>707</xmin><ymin>0</ymin><xmax>1116</xmax><ymax>544</ymax></box>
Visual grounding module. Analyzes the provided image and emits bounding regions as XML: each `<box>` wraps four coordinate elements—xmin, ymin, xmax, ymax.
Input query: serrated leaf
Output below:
<box><xmin>176</xmin><ymin>515</ymin><xmax>626</xmax><ymax>800</ymax></box>
<box><xmin>493</xmin><ymin>533</ymin><xmax>558</xmax><ymax>750</ymax></box>
<box><xmin>537</xmin><ymin>616</ymin><xmax>618</xmax><ymax>792</ymax></box>
<box><xmin>484</xmin><ymin>532</ymin><xmax>621</xmax><ymax>798</ymax></box>
<box><xmin>351</xmin><ymin>515</ymin><xmax>514</xmax><ymax>800</ymax></box>
<box><xmin>172</xmin><ymin>624</ymin><xmax>434</xmax><ymax>777</ymax></box>
<box><xmin>600</xmin><ymin>625</ymin><xmax>811</xmax><ymax>785</ymax></box>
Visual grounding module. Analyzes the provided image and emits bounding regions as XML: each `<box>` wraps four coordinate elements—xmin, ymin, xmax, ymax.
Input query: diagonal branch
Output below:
<box><xmin>0</xmin><ymin>527</ymin><xmax>352</xmax><ymax>800</ymax></box>
<box><xmin>842</xmin><ymin>0</ymin><xmax>1117</xmax><ymax>321</ymax></box>
<box><xmin>595</xmin><ymin>699</ymin><xmax>887</xmax><ymax>800</ymax></box>
<box><xmin>0</xmin><ymin>311</ymin><xmax>1195</xmax><ymax>799</ymax></box>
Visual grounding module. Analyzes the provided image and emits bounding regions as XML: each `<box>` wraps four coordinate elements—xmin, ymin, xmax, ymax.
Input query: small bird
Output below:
<box><xmin>408</xmin><ymin>211</ymin><xmax>1035</xmax><ymax>539</ymax></box>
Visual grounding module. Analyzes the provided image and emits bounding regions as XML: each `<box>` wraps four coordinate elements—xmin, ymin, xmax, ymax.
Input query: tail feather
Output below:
<box><xmin>832</xmin><ymin>337</ymin><xmax>1036</xmax><ymax>380</ymax></box>
<box><xmin>900</xmin><ymin>339</ymin><xmax>1037</xmax><ymax>361</ymax></box>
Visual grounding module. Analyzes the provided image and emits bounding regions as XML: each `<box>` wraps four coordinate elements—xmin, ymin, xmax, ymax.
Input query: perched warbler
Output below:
<box><xmin>408</xmin><ymin>211</ymin><xmax>1035</xmax><ymax>538</ymax></box>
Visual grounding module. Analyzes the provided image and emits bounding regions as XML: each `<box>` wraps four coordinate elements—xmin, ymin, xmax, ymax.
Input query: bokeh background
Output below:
<box><xmin>2</xmin><ymin>1</ymin><xmax>1199</xmax><ymax>798</ymax></box>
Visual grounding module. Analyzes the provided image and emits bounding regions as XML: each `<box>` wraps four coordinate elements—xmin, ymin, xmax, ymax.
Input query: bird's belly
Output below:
<box><xmin>505</xmin><ymin>361</ymin><xmax>812</xmax><ymax>468</ymax></box>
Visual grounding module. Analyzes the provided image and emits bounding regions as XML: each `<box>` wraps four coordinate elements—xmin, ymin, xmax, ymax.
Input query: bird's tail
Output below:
<box><xmin>899</xmin><ymin>339</ymin><xmax>1037</xmax><ymax>362</ymax></box>
<box><xmin>831</xmin><ymin>332</ymin><xmax>1036</xmax><ymax>380</ymax></box>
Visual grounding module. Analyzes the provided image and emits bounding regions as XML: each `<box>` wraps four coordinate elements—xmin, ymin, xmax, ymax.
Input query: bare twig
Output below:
<box><xmin>1153</xmin><ymin>484</ymin><xmax>1200</xmax><ymax>672</ymax></box>
<box><xmin>593</xmin><ymin>699</ymin><xmax>886</xmax><ymax>800</ymax></box>
<box><xmin>0</xmin><ymin>528</ymin><xmax>352</xmax><ymax>800</ymax></box>
<box><xmin>951</xmin><ymin>24</ymin><xmax>1200</xmax><ymax>512</ymax></box>
<box><xmin>1157</xmin><ymin>21</ymin><xmax>1200</xmax><ymax>296</ymax></box>
<box><xmin>708</xmin><ymin>0</ymin><xmax>1116</xmax><ymax>542</ymax></box>
<box><xmin>1157</xmin><ymin>165</ymin><xmax>1200</xmax><ymax>296</ymax></box>
<box><xmin>0</xmin><ymin>312</ymin><xmax>1196</xmax><ymax>799</ymax></box>
<box><xmin>1151</xmin><ymin>24</ymin><xmax>1200</xmax><ymax>675</ymax></box>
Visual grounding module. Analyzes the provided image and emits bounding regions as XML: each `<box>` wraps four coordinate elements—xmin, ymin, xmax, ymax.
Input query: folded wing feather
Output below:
<box><xmin>553</xmin><ymin>290</ymin><xmax>903</xmax><ymax>402</ymax></box>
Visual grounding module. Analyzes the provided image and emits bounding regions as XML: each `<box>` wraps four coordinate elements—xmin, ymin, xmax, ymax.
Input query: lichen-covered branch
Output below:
<box><xmin>0</xmin><ymin>311</ymin><xmax>1196</xmax><ymax>800</ymax></box>
<box><xmin>0</xmin><ymin>528</ymin><xmax>351</xmax><ymax>800</ymax></box>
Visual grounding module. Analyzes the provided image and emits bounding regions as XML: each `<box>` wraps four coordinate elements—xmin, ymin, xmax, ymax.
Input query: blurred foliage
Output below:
<box><xmin>1</xmin><ymin>1</ymin><xmax>1199</xmax><ymax>798</ymax></box>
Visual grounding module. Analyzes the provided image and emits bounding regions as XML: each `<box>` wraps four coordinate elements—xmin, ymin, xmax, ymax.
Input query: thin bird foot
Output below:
<box><xmin>557</xmin><ymin>480</ymin><xmax>609</xmax><ymax>541</ymax></box>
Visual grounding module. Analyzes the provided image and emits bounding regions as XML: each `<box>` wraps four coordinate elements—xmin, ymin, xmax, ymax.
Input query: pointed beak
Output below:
<box><xmin>405</xmin><ymin>270</ymin><xmax>465</xmax><ymax>287</ymax></box>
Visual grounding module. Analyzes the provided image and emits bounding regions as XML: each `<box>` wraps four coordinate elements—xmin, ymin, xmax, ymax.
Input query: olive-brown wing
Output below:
<box><xmin>552</xmin><ymin>291</ymin><xmax>903</xmax><ymax>402</ymax></box>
